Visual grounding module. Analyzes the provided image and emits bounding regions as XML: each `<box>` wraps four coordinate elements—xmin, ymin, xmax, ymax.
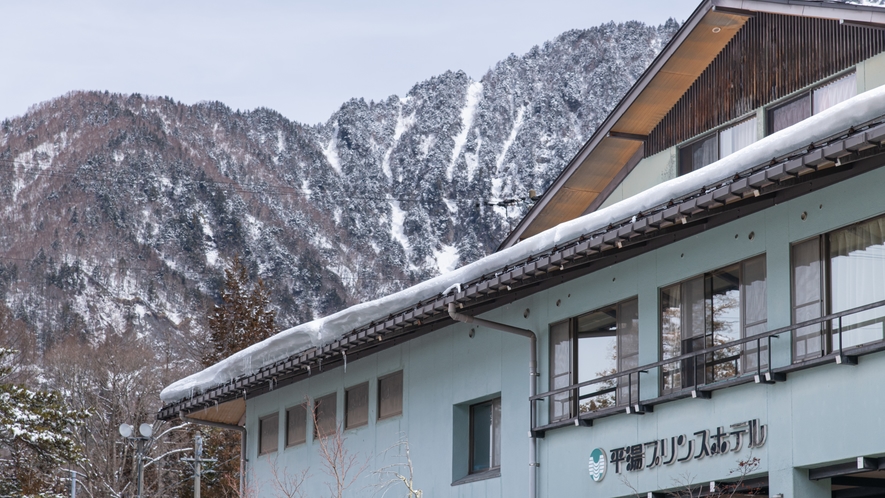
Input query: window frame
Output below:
<box><xmin>258</xmin><ymin>412</ymin><xmax>279</xmax><ymax>455</ymax></box>
<box><xmin>678</xmin><ymin>114</ymin><xmax>757</xmax><ymax>175</ymax></box>
<box><xmin>791</xmin><ymin>213</ymin><xmax>885</xmax><ymax>362</ymax></box>
<box><xmin>468</xmin><ymin>397</ymin><xmax>501</xmax><ymax>475</ymax></box>
<box><xmin>285</xmin><ymin>403</ymin><xmax>307</xmax><ymax>448</ymax></box>
<box><xmin>766</xmin><ymin>69</ymin><xmax>856</xmax><ymax>135</ymax></box>
<box><xmin>548</xmin><ymin>296</ymin><xmax>639</xmax><ymax>422</ymax></box>
<box><xmin>345</xmin><ymin>382</ymin><xmax>369</xmax><ymax>430</ymax></box>
<box><xmin>659</xmin><ymin>255</ymin><xmax>768</xmax><ymax>395</ymax></box>
<box><xmin>377</xmin><ymin>370</ymin><xmax>404</xmax><ymax>420</ymax></box>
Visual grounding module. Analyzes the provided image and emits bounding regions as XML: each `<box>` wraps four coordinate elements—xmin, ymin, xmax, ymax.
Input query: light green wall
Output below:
<box><xmin>244</xmin><ymin>161</ymin><xmax>885</xmax><ymax>498</ymax></box>
<box><xmin>857</xmin><ymin>51</ymin><xmax>885</xmax><ymax>93</ymax></box>
<box><xmin>597</xmin><ymin>147</ymin><xmax>678</xmax><ymax>211</ymax></box>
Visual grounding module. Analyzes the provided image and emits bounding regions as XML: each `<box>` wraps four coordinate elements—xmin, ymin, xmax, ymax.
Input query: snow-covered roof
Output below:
<box><xmin>159</xmin><ymin>85</ymin><xmax>885</xmax><ymax>404</ymax></box>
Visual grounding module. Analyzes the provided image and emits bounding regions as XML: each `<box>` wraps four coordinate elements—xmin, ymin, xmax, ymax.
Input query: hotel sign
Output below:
<box><xmin>589</xmin><ymin>419</ymin><xmax>766</xmax><ymax>480</ymax></box>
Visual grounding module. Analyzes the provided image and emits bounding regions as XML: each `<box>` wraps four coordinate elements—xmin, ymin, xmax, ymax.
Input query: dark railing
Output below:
<box><xmin>531</xmin><ymin>298</ymin><xmax>885</xmax><ymax>434</ymax></box>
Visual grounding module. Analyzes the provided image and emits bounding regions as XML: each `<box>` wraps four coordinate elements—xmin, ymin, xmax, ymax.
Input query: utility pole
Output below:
<box><xmin>182</xmin><ymin>433</ymin><xmax>216</xmax><ymax>498</ymax></box>
<box><xmin>136</xmin><ymin>438</ymin><xmax>145</xmax><ymax>498</ymax></box>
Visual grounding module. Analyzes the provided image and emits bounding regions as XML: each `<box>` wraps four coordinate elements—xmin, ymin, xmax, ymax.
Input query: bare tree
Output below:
<box><xmin>311</xmin><ymin>400</ymin><xmax>368</xmax><ymax>498</ymax></box>
<box><xmin>266</xmin><ymin>455</ymin><xmax>309</xmax><ymax>498</ymax></box>
<box><xmin>373</xmin><ymin>435</ymin><xmax>422</xmax><ymax>498</ymax></box>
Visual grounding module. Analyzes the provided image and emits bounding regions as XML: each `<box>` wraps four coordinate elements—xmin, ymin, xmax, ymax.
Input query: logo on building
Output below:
<box><xmin>588</xmin><ymin>447</ymin><xmax>607</xmax><ymax>482</ymax></box>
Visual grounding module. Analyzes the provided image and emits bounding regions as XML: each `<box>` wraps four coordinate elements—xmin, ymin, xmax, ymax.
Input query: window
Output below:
<box><xmin>259</xmin><ymin>413</ymin><xmax>279</xmax><ymax>455</ymax></box>
<box><xmin>345</xmin><ymin>383</ymin><xmax>369</xmax><ymax>430</ymax></box>
<box><xmin>679</xmin><ymin>117</ymin><xmax>757</xmax><ymax>174</ymax></box>
<box><xmin>768</xmin><ymin>72</ymin><xmax>856</xmax><ymax>134</ymax></box>
<box><xmin>660</xmin><ymin>255</ymin><xmax>767</xmax><ymax>394</ymax></box>
<box><xmin>286</xmin><ymin>404</ymin><xmax>307</xmax><ymax>447</ymax></box>
<box><xmin>792</xmin><ymin>215</ymin><xmax>885</xmax><ymax>360</ymax></box>
<box><xmin>549</xmin><ymin>298</ymin><xmax>639</xmax><ymax>422</ymax></box>
<box><xmin>469</xmin><ymin>398</ymin><xmax>501</xmax><ymax>474</ymax></box>
<box><xmin>378</xmin><ymin>370</ymin><xmax>403</xmax><ymax>420</ymax></box>
<box><xmin>313</xmin><ymin>393</ymin><xmax>337</xmax><ymax>438</ymax></box>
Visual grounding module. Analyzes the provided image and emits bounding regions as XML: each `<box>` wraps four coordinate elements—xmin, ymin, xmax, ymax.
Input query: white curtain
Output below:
<box><xmin>720</xmin><ymin>117</ymin><xmax>757</xmax><ymax>158</ymax></box>
<box><xmin>829</xmin><ymin>216</ymin><xmax>885</xmax><ymax>348</ymax></box>
<box><xmin>814</xmin><ymin>72</ymin><xmax>857</xmax><ymax>114</ymax></box>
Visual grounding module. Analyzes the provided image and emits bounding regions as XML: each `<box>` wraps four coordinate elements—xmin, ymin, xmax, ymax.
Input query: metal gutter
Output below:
<box><xmin>447</xmin><ymin>303</ymin><xmax>539</xmax><ymax>498</ymax></box>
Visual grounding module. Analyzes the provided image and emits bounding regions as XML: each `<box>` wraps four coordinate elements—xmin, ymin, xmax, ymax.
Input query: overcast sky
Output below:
<box><xmin>2</xmin><ymin>0</ymin><xmax>700</xmax><ymax>125</ymax></box>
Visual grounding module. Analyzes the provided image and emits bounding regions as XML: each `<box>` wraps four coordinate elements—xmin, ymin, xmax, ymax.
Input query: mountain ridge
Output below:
<box><xmin>0</xmin><ymin>19</ymin><xmax>679</xmax><ymax>355</ymax></box>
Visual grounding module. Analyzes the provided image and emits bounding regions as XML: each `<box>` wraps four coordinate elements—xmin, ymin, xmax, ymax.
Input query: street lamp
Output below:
<box><xmin>119</xmin><ymin>423</ymin><xmax>153</xmax><ymax>497</ymax></box>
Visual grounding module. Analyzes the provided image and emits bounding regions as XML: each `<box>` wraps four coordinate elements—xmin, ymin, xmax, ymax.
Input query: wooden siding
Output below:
<box><xmin>646</xmin><ymin>13</ymin><xmax>885</xmax><ymax>157</ymax></box>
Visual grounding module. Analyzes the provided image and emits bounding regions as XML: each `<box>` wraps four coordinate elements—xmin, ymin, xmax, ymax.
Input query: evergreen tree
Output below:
<box><xmin>201</xmin><ymin>256</ymin><xmax>277</xmax><ymax>497</ymax></box>
<box><xmin>0</xmin><ymin>348</ymin><xmax>87</xmax><ymax>497</ymax></box>
<box><xmin>203</xmin><ymin>255</ymin><xmax>276</xmax><ymax>367</ymax></box>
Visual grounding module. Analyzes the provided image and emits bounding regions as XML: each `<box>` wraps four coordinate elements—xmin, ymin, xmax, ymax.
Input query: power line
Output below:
<box><xmin>0</xmin><ymin>157</ymin><xmax>539</xmax><ymax>205</ymax></box>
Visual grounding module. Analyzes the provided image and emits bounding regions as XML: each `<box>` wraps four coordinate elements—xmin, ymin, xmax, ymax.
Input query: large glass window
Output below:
<box><xmin>549</xmin><ymin>297</ymin><xmax>639</xmax><ymax>422</ymax></box>
<box><xmin>661</xmin><ymin>255</ymin><xmax>767</xmax><ymax>394</ymax></box>
<box><xmin>286</xmin><ymin>404</ymin><xmax>307</xmax><ymax>447</ymax></box>
<box><xmin>680</xmin><ymin>117</ymin><xmax>757</xmax><ymax>174</ymax></box>
<box><xmin>345</xmin><ymin>383</ymin><xmax>369</xmax><ymax>430</ymax></box>
<box><xmin>378</xmin><ymin>370</ymin><xmax>403</xmax><ymax>420</ymax></box>
<box><xmin>769</xmin><ymin>72</ymin><xmax>856</xmax><ymax>134</ymax></box>
<box><xmin>469</xmin><ymin>398</ymin><xmax>501</xmax><ymax>474</ymax></box>
<box><xmin>792</xmin><ymin>215</ymin><xmax>885</xmax><ymax>360</ymax></box>
<box><xmin>313</xmin><ymin>393</ymin><xmax>337</xmax><ymax>438</ymax></box>
<box><xmin>259</xmin><ymin>413</ymin><xmax>279</xmax><ymax>455</ymax></box>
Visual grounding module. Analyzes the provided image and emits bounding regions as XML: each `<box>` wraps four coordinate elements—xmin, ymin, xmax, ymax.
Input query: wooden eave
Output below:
<box><xmin>183</xmin><ymin>398</ymin><xmax>245</xmax><ymax>426</ymax></box>
<box><xmin>499</xmin><ymin>0</ymin><xmax>885</xmax><ymax>249</ymax></box>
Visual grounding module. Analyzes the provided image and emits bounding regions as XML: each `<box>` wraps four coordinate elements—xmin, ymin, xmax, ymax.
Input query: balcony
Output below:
<box><xmin>531</xmin><ymin>298</ymin><xmax>885</xmax><ymax>437</ymax></box>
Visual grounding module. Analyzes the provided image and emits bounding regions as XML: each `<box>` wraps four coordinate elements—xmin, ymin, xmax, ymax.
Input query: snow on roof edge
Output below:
<box><xmin>160</xmin><ymin>85</ymin><xmax>885</xmax><ymax>404</ymax></box>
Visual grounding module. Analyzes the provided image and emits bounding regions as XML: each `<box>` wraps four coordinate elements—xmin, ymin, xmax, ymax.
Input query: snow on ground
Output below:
<box><xmin>447</xmin><ymin>81</ymin><xmax>483</xmax><ymax>181</ymax></box>
<box><xmin>382</xmin><ymin>100</ymin><xmax>416</xmax><ymax>180</ymax></box>
<box><xmin>322</xmin><ymin>124</ymin><xmax>343</xmax><ymax>175</ymax></box>
<box><xmin>389</xmin><ymin>201</ymin><xmax>410</xmax><ymax>254</ymax></box>
<box><xmin>419</xmin><ymin>135</ymin><xmax>436</xmax><ymax>159</ymax></box>
<box><xmin>276</xmin><ymin>129</ymin><xmax>286</xmax><ymax>155</ymax></box>
<box><xmin>465</xmin><ymin>135</ymin><xmax>483</xmax><ymax>181</ymax></box>
<box><xmin>201</xmin><ymin>213</ymin><xmax>219</xmax><ymax>266</ymax></box>
<box><xmin>244</xmin><ymin>214</ymin><xmax>262</xmax><ymax>241</ymax></box>
<box><xmin>495</xmin><ymin>106</ymin><xmax>525</xmax><ymax>172</ymax></box>
<box><xmin>444</xmin><ymin>198</ymin><xmax>459</xmax><ymax>214</ymax></box>
<box><xmin>431</xmin><ymin>244</ymin><xmax>460</xmax><ymax>274</ymax></box>
<box><xmin>160</xmin><ymin>85</ymin><xmax>885</xmax><ymax>403</ymax></box>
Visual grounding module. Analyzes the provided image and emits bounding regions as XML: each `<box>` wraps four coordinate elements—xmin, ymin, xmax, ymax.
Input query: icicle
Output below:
<box><xmin>307</xmin><ymin>365</ymin><xmax>311</xmax><ymax>377</ymax></box>
<box><xmin>343</xmin><ymin>352</ymin><xmax>347</xmax><ymax>373</ymax></box>
<box><xmin>319</xmin><ymin>358</ymin><xmax>323</xmax><ymax>372</ymax></box>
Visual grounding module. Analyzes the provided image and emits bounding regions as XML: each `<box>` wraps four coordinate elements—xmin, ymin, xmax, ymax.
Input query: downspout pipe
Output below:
<box><xmin>180</xmin><ymin>414</ymin><xmax>247</xmax><ymax>497</ymax></box>
<box><xmin>448</xmin><ymin>303</ymin><xmax>538</xmax><ymax>498</ymax></box>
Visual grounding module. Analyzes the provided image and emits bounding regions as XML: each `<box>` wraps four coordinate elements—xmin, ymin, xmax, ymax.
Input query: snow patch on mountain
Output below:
<box><xmin>323</xmin><ymin>124</ymin><xmax>343</xmax><ymax>174</ymax></box>
<box><xmin>448</xmin><ymin>81</ymin><xmax>483</xmax><ymax>181</ymax></box>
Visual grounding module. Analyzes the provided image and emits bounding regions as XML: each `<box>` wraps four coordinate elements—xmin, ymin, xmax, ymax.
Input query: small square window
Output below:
<box><xmin>286</xmin><ymin>404</ymin><xmax>307</xmax><ymax>447</ymax></box>
<box><xmin>345</xmin><ymin>383</ymin><xmax>369</xmax><ymax>430</ymax></box>
<box><xmin>378</xmin><ymin>370</ymin><xmax>403</xmax><ymax>420</ymax></box>
<box><xmin>314</xmin><ymin>393</ymin><xmax>337</xmax><ymax>438</ymax></box>
<box><xmin>469</xmin><ymin>398</ymin><xmax>501</xmax><ymax>474</ymax></box>
<box><xmin>259</xmin><ymin>413</ymin><xmax>279</xmax><ymax>455</ymax></box>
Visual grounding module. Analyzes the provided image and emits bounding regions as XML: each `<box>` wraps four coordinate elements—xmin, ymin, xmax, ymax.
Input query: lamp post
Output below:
<box><xmin>119</xmin><ymin>423</ymin><xmax>153</xmax><ymax>498</ymax></box>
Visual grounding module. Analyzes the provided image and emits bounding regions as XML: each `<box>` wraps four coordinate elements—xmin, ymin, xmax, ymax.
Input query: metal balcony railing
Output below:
<box><xmin>531</xmin><ymin>298</ymin><xmax>885</xmax><ymax>436</ymax></box>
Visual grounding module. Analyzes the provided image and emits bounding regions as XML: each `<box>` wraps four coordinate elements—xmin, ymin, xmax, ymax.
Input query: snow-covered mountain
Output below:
<box><xmin>0</xmin><ymin>20</ymin><xmax>679</xmax><ymax>349</ymax></box>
